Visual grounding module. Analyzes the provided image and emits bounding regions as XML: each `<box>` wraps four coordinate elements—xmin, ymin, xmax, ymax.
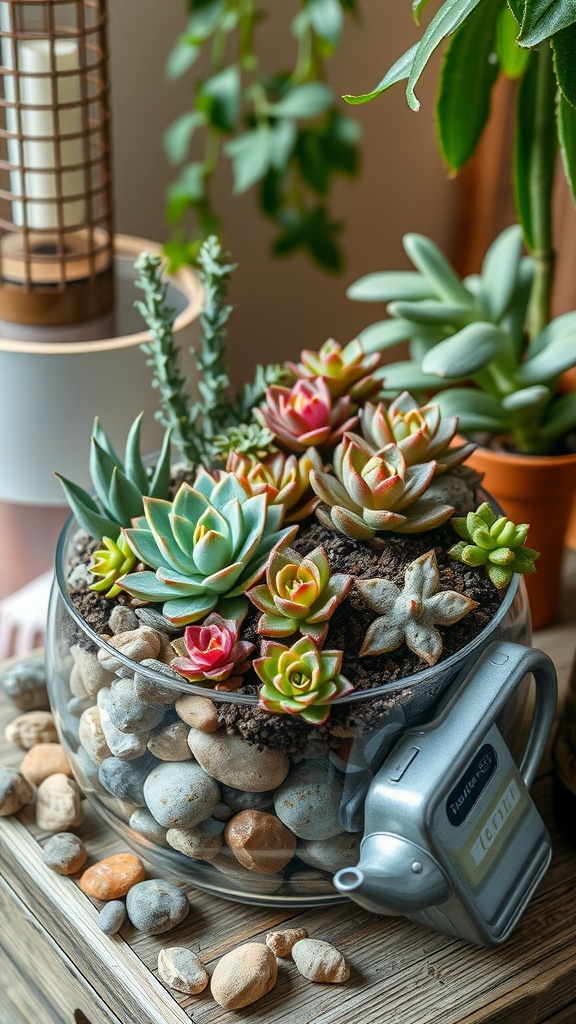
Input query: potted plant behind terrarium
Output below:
<box><xmin>343</xmin><ymin>0</ymin><xmax>576</xmax><ymax>628</ymax></box>
<box><xmin>46</xmin><ymin>237</ymin><xmax>546</xmax><ymax>907</ymax></box>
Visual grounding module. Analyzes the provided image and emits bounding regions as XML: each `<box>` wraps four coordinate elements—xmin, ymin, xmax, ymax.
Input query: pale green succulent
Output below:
<box><xmin>310</xmin><ymin>433</ymin><xmax>454</xmax><ymax>541</ymax></box>
<box><xmin>449</xmin><ymin>502</ymin><xmax>539</xmax><ymax>589</ymax></box>
<box><xmin>254</xmin><ymin>636</ymin><xmax>354</xmax><ymax>726</ymax></box>
<box><xmin>56</xmin><ymin>414</ymin><xmax>172</xmax><ymax>541</ymax></box>
<box><xmin>357</xmin><ymin>550</ymin><xmax>478</xmax><ymax>667</ymax></box>
<box><xmin>118</xmin><ymin>468</ymin><xmax>297</xmax><ymax>625</ymax></box>
<box><xmin>88</xmin><ymin>535</ymin><xmax>137</xmax><ymax>599</ymax></box>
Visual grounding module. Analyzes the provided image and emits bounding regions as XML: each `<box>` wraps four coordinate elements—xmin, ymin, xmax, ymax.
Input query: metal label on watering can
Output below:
<box><xmin>334</xmin><ymin>641</ymin><xmax>557</xmax><ymax>947</ymax></box>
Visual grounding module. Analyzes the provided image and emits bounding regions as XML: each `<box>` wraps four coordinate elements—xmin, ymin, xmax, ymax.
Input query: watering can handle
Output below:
<box><xmin>431</xmin><ymin>640</ymin><xmax>557</xmax><ymax>789</ymax></box>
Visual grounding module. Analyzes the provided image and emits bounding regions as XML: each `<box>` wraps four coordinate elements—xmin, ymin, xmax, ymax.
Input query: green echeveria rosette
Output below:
<box><xmin>254</xmin><ymin>636</ymin><xmax>354</xmax><ymax>726</ymax></box>
<box><xmin>247</xmin><ymin>544</ymin><xmax>353</xmax><ymax>645</ymax></box>
<box><xmin>118</xmin><ymin>469</ymin><xmax>297</xmax><ymax>625</ymax></box>
<box><xmin>88</xmin><ymin>535</ymin><xmax>137</xmax><ymax>599</ymax></box>
<box><xmin>448</xmin><ymin>502</ymin><xmax>539</xmax><ymax>589</ymax></box>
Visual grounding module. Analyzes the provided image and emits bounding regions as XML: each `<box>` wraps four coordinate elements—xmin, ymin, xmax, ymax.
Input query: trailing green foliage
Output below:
<box><xmin>348</xmin><ymin>226</ymin><xmax>576</xmax><ymax>453</ymax></box>
<box><xmin>164</xmin><ymin>0</ymin><xmax>361</xmax><ymax>273</ymax></box>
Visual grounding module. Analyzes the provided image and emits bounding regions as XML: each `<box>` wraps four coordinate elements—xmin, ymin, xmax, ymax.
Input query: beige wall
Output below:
<box><xmin>108</xmin><ymin>2</ymin><xmax>456</xmax><ymax>386</ymax></box>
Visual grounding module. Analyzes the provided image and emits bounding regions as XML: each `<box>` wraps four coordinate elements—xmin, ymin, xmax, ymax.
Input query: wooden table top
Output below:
<box><xmin>1</xmin><ymin>554</ymin><xmax>576</xmax><ymax>1024</ymax></box>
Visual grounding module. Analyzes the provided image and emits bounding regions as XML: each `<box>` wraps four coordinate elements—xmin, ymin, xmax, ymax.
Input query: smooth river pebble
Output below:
<box><xmin>210</xmin><ymin>943</ymin><xmax>277</xmax><ymax>1009</ymax></box>
<box><xmin>144</xmin><ymin>761</ymin><xmax>220</xmax><ymax>828</ymax></box>
<box><xmin>187</xmin><ymin>728</ymin><xmax>290</xmax><ymax>792</ymax></box>
<box><xmin>126</xmin><ymin>879</ymin><xmax>189</xmax><ymax>934</ymax></box>
<box><xmin>274</xmin><ymin>762</ymin><xmax>344</xmax><ymax>840</ymax></box>
<box><xmin>158</xmin><ymin>947</ymin><xmax>209</xmax><ymax>994</ymax></box>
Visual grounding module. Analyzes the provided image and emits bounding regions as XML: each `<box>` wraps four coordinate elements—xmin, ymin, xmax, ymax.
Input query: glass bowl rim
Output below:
<box><xmin>54</xmin><ymin>507</ymin><xmax>522</xmax><ymax>707</ymax></box>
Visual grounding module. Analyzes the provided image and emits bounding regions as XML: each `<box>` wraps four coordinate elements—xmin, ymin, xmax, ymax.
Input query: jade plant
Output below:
<box><xmin>170</xmin><ymin>610</ymin><xmax>253</xmax><ymax>691</ymax></box>
<box><xmin>117</xmin><ymin>469</ymin><xmax>297</xmax><ymax>625</ymax></box>
<box><xmin>225</xmin><ymin>448</ymin><xmax>323</xmax><ymax>523</ymax></box>
<box><xmin>360</xmin><ymin>391</ymin><xmax>474</xmax><ymax>472</ymax></box>
<box><xmin>247</xmin><ymin>544</ymin><xmax>352</xmax><ymax>643</ymax></box>
<box><xmin>310</xmin><ymin>433</ymin><xmax>455</xmax><ymax>540</ymax></box>
<box><xmin>56</xmin><ymin>413</ymin><xmax>173</xmax><ymax>541</ymax></box>
<box><xmin>254</xmin><ymin>636</ymin><xmax>354</xmax><ymax>725</ymax></box>
<box><xmin>449</xmin><ymin>502</ymin><xmax>539</xmax><ymax>588</ymax></box>
<box><xmin>348</xmin><ymin>226</ymin><xmax>576</xmax><ymax>455</ymax></box>
<box><xmin>357</xmin><ymin>550</ymin><xmax>478</xmax><ymax>666</ymax></box>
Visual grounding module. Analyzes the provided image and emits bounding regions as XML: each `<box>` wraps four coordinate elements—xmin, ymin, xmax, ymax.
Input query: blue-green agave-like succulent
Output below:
<box><xmin>118</xmin><ymin>468</ymin><xmax>298</xmax><ymax>625</ymax></box>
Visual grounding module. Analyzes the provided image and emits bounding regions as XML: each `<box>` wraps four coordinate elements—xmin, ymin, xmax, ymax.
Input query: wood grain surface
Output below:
<box><xmin>1</xmin><ymin>556</ymin><xmax>575</xmax><ymax>1024</ymax></box>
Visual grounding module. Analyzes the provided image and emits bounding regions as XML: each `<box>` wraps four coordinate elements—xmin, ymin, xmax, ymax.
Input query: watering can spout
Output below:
<box><xmin>333</xmin><ymin>834</ymin><xmax>451</xmax><ymax>916</ymax></box>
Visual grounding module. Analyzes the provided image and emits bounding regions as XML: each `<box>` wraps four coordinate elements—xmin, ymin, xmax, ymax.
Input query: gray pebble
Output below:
<box><xmin>166</xmin><ymin>819</ymin><xmax>224</xmax><ymax>862</ymax></box>
<box><xmin>222</xmin><ymin>786</ymin><xmax>275</xmax><ymax>813</ymax></box>
<box><xmin>212</xmin><ymin>802</ymin><xmax>233</xmax><ymax>822</ymax></box>
<box><xmin>67</xmin><ymin>696</ymin><xmax>93</xmax><ymax>717</ymax></box>
<box><xmin>68</xmin><ymin>563</ymin><xmax>93</xmax><ymax>589</ymax></box>
<box><xmin>136</xmin><ymin>607</ymin><xmax>182</xmax><ymax>634</ymax></box>
<box><xmin>1</xmin><ymin>659</ymin><xmax>48</xmax><ymax>711</ymax></box>
<box><xmin>107</xmin><ymin>678</ymin><xmax>165</xmax><ymax>734</ymax></box>
<box><xmin>126</xmin><ymin>879</ymin><xmax>189</xmax><ymax>934</ymax></box>
<box><xmin>297</xmin><ymin>833</ymin><xmax>361</xmax><ymax>874</ymax></box>
<box><xmin>129</xmin><ymin>808</ymin><xmax>169</xmax><ymax>847</ymax></box>
<box><xmin>133</xmin><ymin>659</ymin><xmax>183</xmax><ymax>705</ymax></box>
<box><xmin>41</xmin><ymin>833</ymin><xmax>87</xmax><ymax>874</ymax></box>
<box><xmin>0</xmin><ymin>767</ymin><xmax>35</xmax><ymax>816</ymax></box>
<box><xmin>144</xmin><ymin>761</ymin><xmax>220</xmax><ymax>828</ymax></box>
<box><xmin>108</xmin><ymin>605</ymin><xmax>139</xmax><ymax>635</ymax></box>
<box><xmin>97</xmin><ymin>689</ymin><xmax>149</xmax><ymax>760</ymax></box>
<box><xmin>98</xmin><ymin>900</ymin><xmax>127</xmax><ymax>935</ymax></box>
<box><xmin>98</xmin><ymin>754</ymin><xmax>155</xmax><ymax>805</ymax></box>
<box><xmin>275</xmin><ymin>762</ymin><xmax>344</xmax><ymax>840</ymax></box>
<box><xmin>157</xmin><ymin>947</ymin><xmax>208</xmax><ymax>994</ymax></box>
<box><xmin>74</xmin><ymin>746</ymin><xmax>102</xmax><ymax>789</ymax></box>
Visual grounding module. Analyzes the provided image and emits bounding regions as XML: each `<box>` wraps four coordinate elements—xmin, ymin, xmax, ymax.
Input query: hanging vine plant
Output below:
<box><xmin>163</xmin><ymin>0</ymin><xmax>362</xmax><ymax>273</ymax></box>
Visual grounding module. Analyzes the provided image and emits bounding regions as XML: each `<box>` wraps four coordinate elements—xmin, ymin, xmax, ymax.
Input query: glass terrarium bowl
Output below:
<box><xmin>46</xmin><ymin>512</ymin><xmax>531</xmax><ymax>908</ymax></box>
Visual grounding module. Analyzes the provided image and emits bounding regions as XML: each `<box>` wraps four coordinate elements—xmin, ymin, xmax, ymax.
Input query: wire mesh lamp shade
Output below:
<box><xmin>0</xmin><ymin>0</ymin><xmax>113</xmax><ymax>326</ymax></box>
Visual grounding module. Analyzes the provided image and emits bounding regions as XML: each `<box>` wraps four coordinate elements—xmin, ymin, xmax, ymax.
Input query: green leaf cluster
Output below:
<box><xmin>449</xmin><ymin>501</ymin><xmax>539</xmax><ymax>589</ymax></box>
<box><xmin>164</xmin><ymin>0</ymin><xmax>361</xmax><ymax>273</ymax></box>
<box><xmin>55</xmin><ymin>414</ymin><xmax>172</xmax><ymax>540</ymax></box>
<box><xmin>348</xmin><ymin>225</ymin><xmax>576</xmax><ymax>453</ymax></box>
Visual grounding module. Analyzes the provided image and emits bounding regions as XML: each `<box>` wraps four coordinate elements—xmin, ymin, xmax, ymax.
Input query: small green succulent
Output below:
<box><xmin>357</xmin><ymin>550</ymin><xmax>478</xmax><ymax>666</ymax></box>
<box><xmin>56</xmin><ymin>414</ymin><xmax>172</xmax><ymax>541</ymax></box>
<box><xmin>88</xmin><ymin>535</ymin><xmax>137</xmax><ymax>599</ymax></box>
<box><xmin>247</xmin><ymin>544</ymin><xmax>353</xmax><ymax>645</ymax></box>
<box><xmin>254</xmin><ymin>636</ymin><xmax>354</xmax><ymax>726</ymax></box>
<box><xmin>118</xmin><ymin>469</ymin><xmax>297</xmax><ymax>625</ymax></box>
<box><xmin>310</xmin><ymin>433</ymin><xmax>455</xmax><ymax>541</ymax></box>
<box><xmin>448</xmin><ymin>502</ymin><xmax>539</xmax><ymax>589</ymax></box>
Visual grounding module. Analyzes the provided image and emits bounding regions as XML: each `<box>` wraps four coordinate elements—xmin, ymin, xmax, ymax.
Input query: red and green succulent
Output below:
<box><xmin>225</xmin><ymin>447</ymin><xmax>322</xmax><ymax>523</ymax></box>
<box><xmin>248</xmin><ymin>544</ymin><xmax>352</xmax><ymax>645</ymax></box>
<box><xmin>254</xmin><ymin>636</ymin><xmax>354</xmax><ymax>726</ymax></box>
<box><xmin>360</xmin><ymin>392</ymin><xmax>474</xmax><ymax>474</ymax></box>
<box><xmin>170</xmin><ymin>610</ymin><xmax>253</xmax><ymax>691</ymax></box>
<box><xmin>287</xmin><ymin>338</ymin><xmax>381</xmax><ymax>403</ymax></box>
<box><xmin>255</xmin><ymin>377</ymin><xmax>358</xmax><ymax>452</ymax></box>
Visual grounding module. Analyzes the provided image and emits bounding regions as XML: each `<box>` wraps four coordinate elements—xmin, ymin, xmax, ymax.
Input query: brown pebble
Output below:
<box><xmin>21</xmin><ymin>743</ymin><xmax>72</xmax><ymax>785</ymax></box>
<box><xmin>5</xmin><ymin>711</ymin><xmax>57</xmax><ymax>749</ymax></box>
<box><xmin>175</xmin><ymin>694</ymin><xmax>219</xmax><ymax>732</ymax></box>
<box><xmin>224</xmin><ymin>810</ymin><xmax>296</xmax><ymax>874</ymax></box>
<box><xmin>266</xmin><ymin>927</ymin><xmax>309</xmax><ymax>958</ymax></box>
<box><xmin>36</xmin><ymin>773</ymin><xmax>83</xmax><ymax>831</ymax></box>
<box><xmin>79</xmin><ymin>853</ymin><xmax>146</xmax><ymax>900</ymax></box>
<box><xmin>210</xmin><ymin>943</ymin><xmax>277</xmax><ymax>1009</ymax></box>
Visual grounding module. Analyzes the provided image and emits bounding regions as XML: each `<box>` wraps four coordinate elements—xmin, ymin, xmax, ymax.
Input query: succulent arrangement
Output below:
<box><xmin>59</xmin><ymin>241</ymin><xmax>540</xmax><ymax>732</ymax></box>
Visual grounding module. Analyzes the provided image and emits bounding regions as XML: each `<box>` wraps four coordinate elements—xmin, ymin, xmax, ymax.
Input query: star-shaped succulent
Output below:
<box><xmin>356</xmin><ymin>550</ymin><xmax>478</xmax><ymax>667</ymax></box>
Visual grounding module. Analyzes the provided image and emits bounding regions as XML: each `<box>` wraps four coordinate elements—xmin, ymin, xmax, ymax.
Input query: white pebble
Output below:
<box><xmin>291</xmin><ymin>938</ymin><xmax>350</xmax><ymax>983</ymax></box>
<box><xmin>158</xmin><ymin>947</ymin><xmax>208</xmax><ymax>994</ymax></box>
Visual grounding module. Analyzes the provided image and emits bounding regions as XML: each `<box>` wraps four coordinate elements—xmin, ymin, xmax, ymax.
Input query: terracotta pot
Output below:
<box><xmin>465</xmin><ymin>445</ymin><xmax>576</xmax><ymax>629</ymax></box>
<box><xmin>558</xmin><ymin>370</ymin><xmax>576</xmax><ymax>551</ymax></box>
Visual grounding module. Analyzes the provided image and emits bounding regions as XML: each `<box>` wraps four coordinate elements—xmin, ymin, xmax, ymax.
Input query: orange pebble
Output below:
<box><xmin>79</xmin><ymin>853</ymin><xmax>145</xmax><ymax>900</ymax></box>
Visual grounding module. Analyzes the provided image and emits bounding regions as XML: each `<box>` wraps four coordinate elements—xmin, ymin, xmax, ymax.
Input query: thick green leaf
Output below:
<box><xmin>502</xmin><ymin>384</ymin><xmax>552</xmax><ymax>413</ymax></box>
<box><xmin>225</xmin><ymin>128</ymin><xmax>272</xmax><ymax>193</ymax></box>
<box><xmin>422</xmin><ymin>322</ymin><xmax>507</xmax><ymax>377</ymax></box>
<box><xmin>124</xmin><ymin>414</ymin><xmax>148</xmax><ymax>495</ymax></box>
<box><xmin>558</xmin><ymin>90</ymin><xmax>576</xmax><ymax>205</ymax></box>
<box><xmin>516</xmin><ymin>331</ymin><xmax>576</xmax><ymax>382</ymax></box>
<box><xmin>199</xmin><ymin>65</ymin><xmax>241</xmax><ymax>133</ymax></box>
<box><xmin>436</xmin><ymin>0</ymin><xmax>501</xmax><ymax>171</ymax></box>
<box><xmin>149</xmin><ymin>428</ymin><xmax>173</xmax><ymax>500</ymax></box>
<box><xmin>346</xmin><ymin>271</ymin><xmax>432</xmax><ymax>302</ymax></box>
<box><xmin>166</xmin><ymin>38</ymin><xmax>200</xmax><ymax>80</ymax></box>
<box><xmin>54</xmin><ymin>473</ymin><xmax>119</xmax><ymax>540</ymax></box>
<box><xmin>163</xmin><ymin>110</ymin><xmax>205</xmax><ymax>166</ymax></box>
<box><xmin>92</xmin><ymin>418</ymin><xmax>121</xmax><ymax>467</ymax></box>
<box><xmin>513</xmin><ymin>53</ymin><xmax>537</xmax><ymax>250</ymax></box>
<box><xmin>552</xmin><ymin>21</ymin><xmax>576</xmax><ymax>106</ymax></box>
<box><xmin>342</xmin><ymin>43</ymin><xmax>418</xmax><ymax>104</ymax></box>
<box><xmin>406</xmin><ymin>0</ymin><xmax>483</xmax><ymax>112</ymax></box>
<box><xmin>388</xmin><ymin>299</ymin><xmax>474</xmax><ymax>327</ymax></box>
<box><xmin>376</xmin><ymin>360</ymin><xmax>458</xmax><ymax>392</ymax></box>
<box><xmin>107</xmin><ymin>467</ymin><xmax>145</xmax><ymax>526</ymax></box>
<box><xmin>540</xmin><ymin>391</ymin><xmax>576</xmax><ymax>440</ymax></box>
<box><xmin>497</xmin><ymin>5</ymin><xmax>530</xmax><ymax>77</ymax></box>
<box><xmin>358</xmin><ymin>319</ymin><xmax>418</xmax><ymax>353</ymax></box>
<box><xmin>518</xmin><ymin>0</ymin><xmax>576</xmax><ymax>48</ymax></box>
<box><xmin>435</xmin><ymin>388</ymin><xmax>510</xmax><ymax>430</ymax></box>
<box><xmin>308</xmin><ymin>0</ymin><xmax>344</xmax><ymax>46</ymax></box>
<box><xmin>480</xmin><ymin>225</ymin><xmax>524</xmax><ymax>321</ymax></box>
<box><xmin>268</xmin><ymin>83</ymin><xmax>334</xmax><ymax>119</ymax></box>
<box><xmin>403</xmin><ymin>233</ymin><xmax>473</xmax><ymax>304</ymax></box>
<box><xmin>529</xmin><ymin>309</ymin><xmax>576</xmax><ymax>356</ymax></box>
<box><xmin>507</xmin><ymin>0</ymin><xmax>526</xmax><ymax>26</ymax></box>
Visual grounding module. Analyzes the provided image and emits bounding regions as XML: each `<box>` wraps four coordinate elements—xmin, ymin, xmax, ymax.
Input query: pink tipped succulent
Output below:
<box><xmin>254</xmin><ymin>636</ymin><xmax>354</xmax><ymax>726</ymax></box>
<box><xmin>225</xmin><ymin>447</ymin><xmax>323</xmax><ymax>523</ymax></box>
<box><xmin>310</xmin><ymin>433</ymin><xmax>455</xmax><ymax>540</ymax></box>
<box><xmin>248</xmin><ymin>543</ymin><xmax>353</xmax><ymax>644</ymax></box>
<box><xmin>287</xmin><ymin>338</ymin><xmax>381</xmax><ymax>402</ymax></box>
<box><xmin>170</xmin><ymin>611</ymin><xmax>254</xmax><ymax>691</ymax></box>
<box><xmin>255</xmin><ymin>377</ymin><xmax>358</xmax><ymax>452</ymax></box>
<box><xmin>360</xmin><ymin>392</ymin><xmax>475</xmax><ymax>474</ymax></box>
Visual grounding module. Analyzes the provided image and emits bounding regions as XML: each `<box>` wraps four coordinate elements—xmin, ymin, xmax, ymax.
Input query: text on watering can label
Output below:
<box><xmin>446</xmin><ymin>744</ymin><xmax>498</xmax><ymax>827</ymax></box>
